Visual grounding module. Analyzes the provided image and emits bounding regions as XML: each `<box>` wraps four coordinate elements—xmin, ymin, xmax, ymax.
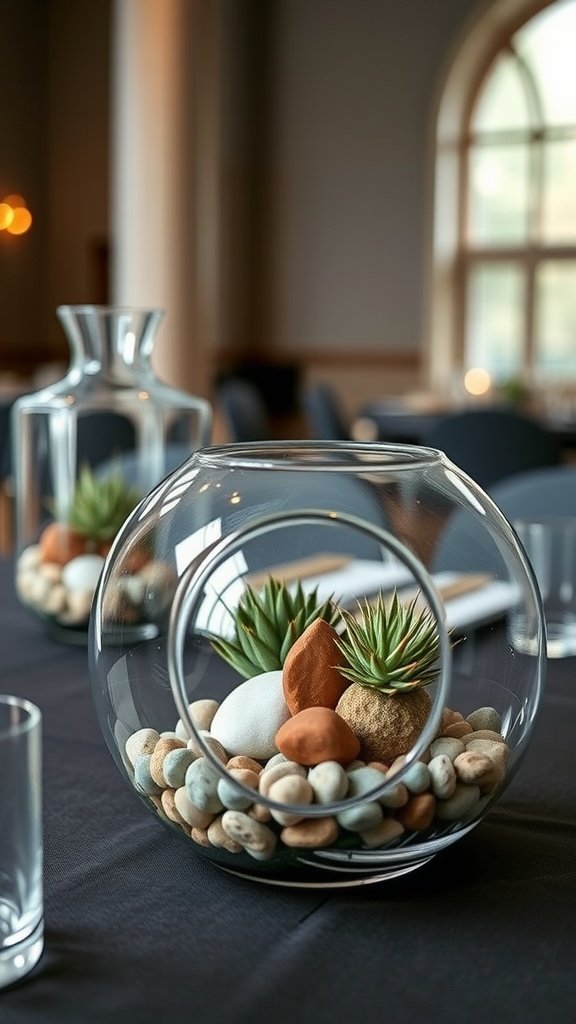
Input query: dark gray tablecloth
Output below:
<box><xmin>1</xmin><ymin>559</ymin><xmax>575</xmax><ymax>1023</ymax></box>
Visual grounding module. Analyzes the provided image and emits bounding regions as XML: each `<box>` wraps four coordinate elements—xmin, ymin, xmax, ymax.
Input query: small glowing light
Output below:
<box><xmin>230</xmin><ymin>492</ymin><xmax>241</xmax><ymax>505</ymax></box>
<box><xmin>3</xmin><ymin>193</ymin><xmax>26</xmax><ymax>207</ymax></box>
<box><xmin>138</xmin><ymin>390</ymin><xmax>150</xmax><ymax>401</ymax></box>
<box><xmin>464</xmin><ymin>367</ymin><xmax>492</xmax><ymax>396</ymax></box>
<box><xmin>7</xmin><ymin>207</ymin><xmax>32</xmax><ymax>235</ymax></box>
<box><xmin>0</xmin><ymin>203</ymin><xmax>14</xmax><ymax>230</ymax></box>
<box><xmin>13</xmin><ymin>954</ymin><xmax>26</xmax><ymax>969</ymax></box>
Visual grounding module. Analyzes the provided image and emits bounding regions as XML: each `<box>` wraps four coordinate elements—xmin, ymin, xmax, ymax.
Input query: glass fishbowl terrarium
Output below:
<box><xmin>88</xmin><ymin>442</ymin><xmax>545</xmax><ymax>887</ymax></box>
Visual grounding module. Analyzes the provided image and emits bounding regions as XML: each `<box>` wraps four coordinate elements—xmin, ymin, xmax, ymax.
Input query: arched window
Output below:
<box><xmin>428</xmin><ymin>0</ymin><xmax>576</xmax><ymax>399</ymax></box>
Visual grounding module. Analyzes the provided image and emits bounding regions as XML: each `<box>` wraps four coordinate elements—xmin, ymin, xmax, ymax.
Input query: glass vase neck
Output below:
<box><xmin>56</xmin><ymin>305</ymin><xmax>165</xmax><ymax>383</ymax></box>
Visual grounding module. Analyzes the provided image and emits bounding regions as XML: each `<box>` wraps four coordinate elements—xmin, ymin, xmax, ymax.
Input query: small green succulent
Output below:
<box><xmin>335</xmin><ymin>590</ymin><xmax>441</xmax><ymax>694</ymax></box>
<box><xmin>211</xmin><ymin>576</ymin><xmax>341</xmax><ymax>678</ymax></box>
<box><xmin>68</xmin><ymin>464</ymin><xmax>141</xmax><ymax>542</ymax></box>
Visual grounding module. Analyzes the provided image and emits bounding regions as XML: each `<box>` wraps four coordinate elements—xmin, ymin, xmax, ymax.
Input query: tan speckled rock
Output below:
<box><xmin>280</xmin><ymin>817</ymin><xmax>340</xmax><ymax>848</ymax></box>
<box><xmin>282</xmin><ymin>619</ymin><xmax>349</xmax><ymax>714</ymax></box>
<box><xmin>149</xmin><ymin>737</ymin><xmax>186</xmax><ymax>787</ymax></box>
<box><xmin>335</xmin><ymin>684</ymin><xmax>432</xmax><ymax>763</ymax></box>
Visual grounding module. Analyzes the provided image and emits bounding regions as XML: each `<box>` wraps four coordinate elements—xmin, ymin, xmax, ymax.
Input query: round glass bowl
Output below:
<box><xmin>89</xmin><ymin>442</ymin><xmax>546</xmax><ymax>887</ymax></box>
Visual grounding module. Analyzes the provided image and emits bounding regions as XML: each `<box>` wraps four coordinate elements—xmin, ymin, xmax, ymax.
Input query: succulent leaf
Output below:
<box><xmin>210</xmin><ymin>575</ymin><xmax>341</xmax><ymax>678</ymax></box>
<box><xmin>336</xmin><ymin>591</ymin><xmax>441</xmax><ymax>694</ymax></box>
<box><xmin>65</xmin><ymin>464</ymin><xmax>141</xmax><ymax>542</ymax></box>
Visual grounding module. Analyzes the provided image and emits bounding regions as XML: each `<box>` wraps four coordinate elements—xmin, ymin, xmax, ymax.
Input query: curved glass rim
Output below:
<box><xmin>0</xmin><ymin>694</ymin><xmax>41</xmax><ymax>738</ymax></box>
<box><xmin>194</xmin><ymin>440</ymin><xmax>443</xmax><ymax>472</ymax></box>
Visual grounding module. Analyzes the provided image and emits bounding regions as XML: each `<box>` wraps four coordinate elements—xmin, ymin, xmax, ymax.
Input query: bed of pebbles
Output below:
<box><xmin>124</xmin><ymin>698</ymin><xmax>510</xmax><ymax>864</ymax></box>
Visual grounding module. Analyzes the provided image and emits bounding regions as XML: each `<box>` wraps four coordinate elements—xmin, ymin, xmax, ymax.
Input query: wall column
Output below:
<box><xmin>110</xmin><ymin>0</ymin><xmax>222</xmax><ymax>399</ymax></box>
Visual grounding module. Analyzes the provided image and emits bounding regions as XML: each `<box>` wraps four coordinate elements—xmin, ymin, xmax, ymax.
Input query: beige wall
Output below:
<box><xmin>0</xmin><ymin>0</ymin><xmax>484</xmax><ymax>411</ymax></box>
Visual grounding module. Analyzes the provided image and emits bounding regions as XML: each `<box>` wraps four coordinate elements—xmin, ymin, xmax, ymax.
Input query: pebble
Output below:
<box><xmin>359</xmin><ymin>816</ymin><xmax>405</xmax><ymax>848</ymax></box>
<box><xmin>175</xmin><ymin>698</ymin><xmax>220</xmax><ymax>739</ymax></box>
<box><xmin>217</xmin><ymin>768</ymin><xmax>260</xmax><ymax>811</ymax></box>
<box><xmin>186</xmin><ymin>730</ymin><xmax>228</xmax><ymax>763</ymax></box>
<box><xmin>275</xmin><ymin>706</ymin><xmax>361</xmax><ymax>766</ymax></box>
<box><xmin>226</xmin><ymin>755</ymin><xmax>263</xmax><ymax>775</ymax></box>
<box><xmin>258</xmin><ymin>760</ymin><xmax>307</xmax><ymax>798</ymax></box>
<box><xmin>210</xmin><ymin>670</ymin><xmax>290</xmax><ymax>759</ymax></box>
<box><xmin>220</xmin><ymin>811</ymin><xmax>278</xmax><ymax>860</ymax></box>
<box><xmin>268</xmin><ymin>775</ymin><xmax>314</xmax><ymax>825</ymax></box>
<box><xmin>282</xmin><ymin>619</ymin><xmax>349</xmax><ymax>713</ymax></box>
<box><xmin>185</xmin><ymin>757</ymin><xmax>225</xmax><ymax>813</ymax></box>
<box><xmin>149</xmin><ymin>737</ymin><xmax>186</xmax><ymax>788</ymax></box>
<box><xmin>307</xmin><ymin>761</ymin><xmax>349</xmax><ymax>804</ymax></box>
<box><xmin>464</xmin><ymin>729</ymin><xmax>506</xmax><ymax>745</ymax></box>
<box><xmin>207</xmin><ymin>816</ymin><xmax>244</xmax><ymax>853</ymax></box>
<box><xmin>61</xmin><ymin>553</ymin><xmax>105</xmax><ymax>592</ymax></box>
<box><xmin>280</xmin><ymin>817</ymin><xmax>340</xmax><ymax>848</ymax></box>
<box><xmin>189</xmin><ymin>826</ymin><xmax>211</xmax><ymax>847</ymax></box>
<box><xmin>428</xmin><ymin>754</ymin><xmax>457</xmax><ymax>799</ymax></box>
<box><xmin>126</xmin><ymin>728</ymin><xmax>161</xmax><ymax>767</ymax></box>
<box><xmin>160</xmin><ymin>788</ymin><xmax>187</xmax><ymax>826</ymax></box>
<box><xmin>173</xmin><ymin>787</ymin><xmax>215</xmax><ymax>829</ymax></box>
<box><xmin>466</xmin><ymin>707</ymin><xmax>502</xmax><ymax>733</ymax></box>
<box><xmin>162</xmin><ymin>747</ymin><xmax>197</xmax><ymax>788</ymax></box>
<box><xmin>397</xmin><ymin>793</ymin><xmax>436</xmax><ymax>831</ymax></box>
<box><xmin>442</xmin><ymin>720</ymin><xmax>473</xmax><ymax>739</ymax></box>
<box><xmin>430</xmin><ymin>737</ymin><xmax>465</xmax><ymax>760</ymax></box>
<box><xmin>453</xmin><ymin>750</ymin><xmax>495</xmax><ymax>785</ymax></box>
<box><xmin>336</xmin><ymin>800</ymin><xmax>383</xmax><ymax>833</ymax></box>
<box><xmin>133</xmin><ymin>753</ymin><xmax>163</xmax><ymax>796</ymax></box>
<box><xmin>435</xmin><ymin>783</ymin><xmax>481</xmax><ymax>820</ymax></box>
<box><xmin>393</xmin><ymin>760</ymin><xmax>431</xmax><ymax>795</ymax></box>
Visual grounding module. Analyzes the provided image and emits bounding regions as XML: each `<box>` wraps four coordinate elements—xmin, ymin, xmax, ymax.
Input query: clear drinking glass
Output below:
<box><xmin>0</xmin><ymin>696</ymin><xmax>43</xmax><ymax>988</ymax></box>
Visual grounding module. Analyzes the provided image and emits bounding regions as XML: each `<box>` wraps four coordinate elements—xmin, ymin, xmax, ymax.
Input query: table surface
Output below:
<box><xmin>1</xmin><ymin>559</ymin><xmax>575</xmax><ymax>1024</ymax></box>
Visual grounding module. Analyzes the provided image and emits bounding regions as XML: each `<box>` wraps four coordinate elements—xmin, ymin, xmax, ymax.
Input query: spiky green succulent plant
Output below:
<box><xmin>211</xmin><ymin>576</ymin><xmax>341</xmax><ymax>678</ymax></box>
<box><xmin>68</xmin><ymin>465</ymin><xmax>141</xmax><ymax>542</ymax></box>
<box><xmin>335</xmin><ymin>590</ymin><xmax>441</xmax><ymax>694</ymax></box>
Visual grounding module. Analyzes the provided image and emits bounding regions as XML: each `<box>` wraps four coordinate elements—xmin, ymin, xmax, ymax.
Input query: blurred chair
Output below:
<box><xmin>216</xmin><ymin>378</ymin><xmax>271</xmax><ymax>442</ymax></box>
<box><xmin>421</xmin><ymin>407</ymin><xmax>561</xmax><ymax>489</ymax></box>
<box><xmin>432</xmin><ymin>464</ymin><xmax>576</xmax><ymax>576</ymax></box>
<box><xmin>301</xmin><ymin>383</ymin><xmax>349</xmax><ymax>441</ymax></box>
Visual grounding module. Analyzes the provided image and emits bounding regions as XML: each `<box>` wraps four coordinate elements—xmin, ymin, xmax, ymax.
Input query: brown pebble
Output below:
<box><xmin>275</xmin><ymin>706</ymin><xmax>361</xmax><ymax>766</ymax></box>
<box><xmin>149</xmin><ymin>737</ymin><xmax>186</xmax><ymax>787</ymax></box>
<box><xmin>443</xmin><ymin>720</ymin><xmax>473</xmax><ymax>739</ymax></box>
<box><xmin>367</xmin><ymin>761</ymin><xmax>389</xmax><ymax>774</ymax></box>
<box><xmin>282</xmin><ymin>619</ymin><xmax>349</xmax><ymax>714</ymax></box>
<box><xmin>207</xmin><ymin>816</ymin><xmax>244</xmax><ymax>853</ymax></box>
<box><xmin>397</xmin><ymin>792</ymin><xmax>436</xmax><ymax>831</ymax></box>
<box><xmin>189</xmin><ymin>826</ymin><xmax>211</xmax><ymax>847</ymax></box>
<box><xmin>248</xmin><ymin>803</ymin><xmax>272</xmax><ymax>822</ymax></box>
<box><xmin>160</xmin><ymin>788</ymin><xmax>187</xmax><ymax>825</ymax></box>
<box><xmin>280</xmin><ymin>817</ymin><xmax>340</xmax><ymax>849</ymax></box>
<box><xmin>464</xmin><ymin>729</ymin><xmax>505</xmax><ymax>745</ymax></box>
<box><xmin>226</xmin><ymin>755</ymin><xmax>263</xmax><ymax>774</ymax></box>
<box><xmin>454</xmin><ymin>750</ymin><xmax>495</xmax><ymax>784</ymax></box>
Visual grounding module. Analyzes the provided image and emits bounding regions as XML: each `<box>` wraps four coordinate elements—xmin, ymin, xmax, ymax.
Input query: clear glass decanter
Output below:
<box><xmin>12</xmin><ymin>305</ymin><xmax>212</xmax><ymax>643</ymax></box>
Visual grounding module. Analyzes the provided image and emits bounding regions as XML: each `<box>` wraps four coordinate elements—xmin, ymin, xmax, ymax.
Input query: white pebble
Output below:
<box><xmin>61</xmin><ymin>554</ymin><xmax>105</xmax><ymax>592</ymax></box>
<box><xmin>126</xmin><ymin>728</ymin><xmax>161</xmax><ymax>767</ymax></box>
<box><xmin>210</xmin><ymin>671</ymin><xmax>290</xmax><ymax>759</ymax></box>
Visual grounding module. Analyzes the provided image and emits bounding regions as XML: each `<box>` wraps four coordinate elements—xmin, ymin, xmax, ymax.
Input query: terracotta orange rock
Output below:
<box><xmin>275</xmin><ymin>706</ymin><xmax>360</xmax><ymax>767</ymax></box>
<box><xmin>282</xmin><ymin>618</ymin><xmax>349</xmax><ymax>714</ymax></box>
<box><xmin>39</xmin><ymin>522</ymin><xmax>89</xmax><ymax>565</ymax></box>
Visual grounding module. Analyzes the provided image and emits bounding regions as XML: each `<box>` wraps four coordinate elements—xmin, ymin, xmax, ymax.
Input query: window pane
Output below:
<box><xmin>472</xmin><ymin>52</ymin><xmax>531</xmax><ymax>132</ymax></box>
<box><xmin>541</xmin><ymin>139</ymin><xmax>576</xmax><ymax>242</ymax></box>
<box><xmin>515</xmin><ymin>0</ymin><xmax>576</xmax><ymax>127</ymax></box>
<box><xmin>535</xmin><ymin>261</ymin><xmax>576</xmax><ymax>379</ymax></box>
<box><xmin>466</xmin><ymin>263</ymin><xmax>525</xmax><ymax>379</ymax></box>
<box><xmin>468</xmin><ymin>145</ymin><xmax>530</xmax><ymax>244</ymax></box>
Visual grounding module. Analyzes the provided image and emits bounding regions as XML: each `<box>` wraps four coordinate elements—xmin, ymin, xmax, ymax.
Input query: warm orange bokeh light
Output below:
<box><xmin>0</xmin><ymin>203</ymin><xmax>14</xmax><ymax>230</ymax></box>
<box><xmin>6</xmin><ymin>207</ymin><xmax>32</xmax><ymax>235</ymax></box>
<box><xmin>3</xmin><ymin>193</ymin><xmax>26</xmax><ymax>208</ymax></box>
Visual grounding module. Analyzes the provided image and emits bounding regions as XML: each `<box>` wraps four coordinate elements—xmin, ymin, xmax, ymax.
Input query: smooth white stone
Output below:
<box><xmin>61</xmin><ymin>553</ymin><xmax>105</xmax><ymax>592</ymax></box>
<box><xmin>210</xmin><ymin>670</ymin><xmax>290</xmax><ymax>760</ymax></box>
